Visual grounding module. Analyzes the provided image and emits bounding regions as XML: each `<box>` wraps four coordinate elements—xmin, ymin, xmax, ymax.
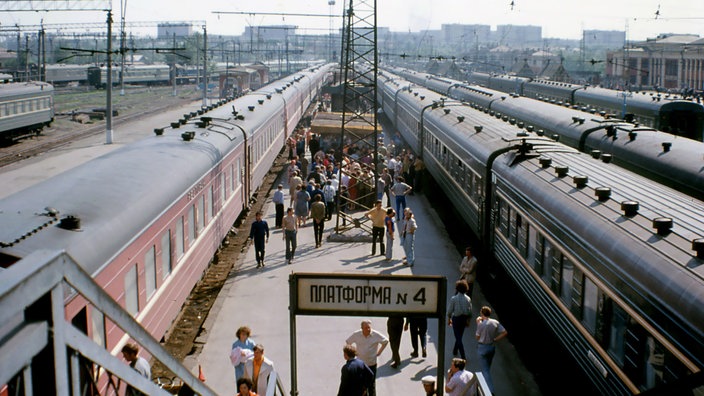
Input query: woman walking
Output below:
<box><xmin>447</xmin><ymin>280</ymin><xmax>472</xmax><ymax>360</ymax></box>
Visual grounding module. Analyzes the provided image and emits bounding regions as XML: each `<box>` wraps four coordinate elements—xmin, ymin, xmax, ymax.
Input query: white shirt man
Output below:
<box><xmin>445</xmin><ymin>358</ymin><xmax>477</xmax><ymax>396</ymax></box>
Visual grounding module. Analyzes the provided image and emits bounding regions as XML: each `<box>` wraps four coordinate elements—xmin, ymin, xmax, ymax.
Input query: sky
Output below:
<box><xmin>1</xmin><ymin>0</ymin><xmax>703</xmax><ymax>41</ymax></box>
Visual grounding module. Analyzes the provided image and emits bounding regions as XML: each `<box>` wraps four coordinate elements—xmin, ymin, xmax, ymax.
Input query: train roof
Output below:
<box><xmin>0</xmin><ymin>124</ymin><xmax>244</xmax><ymax>274</ymax></box>
<box><xmin>493</xmin><ymin>148</ymin><xmax>704</xmax><ymax>352</ymax></box>
<box><xmin>0</xmin><ymin>81</ymin><xmax>54</xmax><ymax>98</ymax></box>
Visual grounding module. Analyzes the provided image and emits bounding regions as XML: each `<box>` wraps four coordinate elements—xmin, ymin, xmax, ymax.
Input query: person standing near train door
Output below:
<box><xmin>459</xmin><ymin>246</ymin><xmax>478</xmax><ymax>297</ymax></box>
<box><xmin>475</xmin><ymin>306</ymin><xmax>508</xmax><ymax>395</ymax></box>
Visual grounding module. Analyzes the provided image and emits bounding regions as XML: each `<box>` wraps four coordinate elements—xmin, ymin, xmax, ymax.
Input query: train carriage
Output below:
<box><xmin>468</xmin><ymin>71</ymin><xmax>704</xmax><ymax>141</ymax></box>
<box><xmin>0</xmin><ymin>81</ymin><xmax>54</xmax><ymax>142</ymax></box>
<box><xmin>387</xmin><ymin>67</ymin><xmax>704</xmax><ymax>202</ymax></box>
<box><xmin>0</xmin><ymin>64</ymin><xmax>335</xmax><ymax>389</ymax></box>
<box><xmin>378</xmin><ymin>68</ymin><xmax>704</xmax><ymax>394</ymax></box>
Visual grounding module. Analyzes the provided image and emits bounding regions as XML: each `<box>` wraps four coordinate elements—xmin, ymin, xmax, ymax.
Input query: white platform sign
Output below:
<box><xmin>294</xmin><ymin>274</ymin><xmax>442</xmax><ymax>314</ymax></box>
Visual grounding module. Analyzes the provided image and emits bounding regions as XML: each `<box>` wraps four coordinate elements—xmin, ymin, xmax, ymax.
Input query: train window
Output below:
<box><xmin>510</xmin><ymin>213</ymin><xmax>521</xmax><ymax>247</ymax></box>
<box><xmin>90</xmin><ymin>308</ymin><xmax>106</xmax><ymax>348</ymax></box>
<box><xmin>221</xmin><ymin>173</ymin><xmax>227</xmax><ymax>203</ymax></box>
<box><xmin>145</xmin><ymin>246</ymin><xmax>156</xmax><ymax>300</ymax></box>
<box><xmin>176</xmin><ymin>217</ymin><xmax>184</xmax><ymax>260</ymax></box>
<box><xmin>498</xmin><ymin>198</ymin><xmax>510</xmax><ymax>237</ymax></box>
<box><xmin>124</xmin><ymin>264</ymin><xmax>139</xmax><ymax>317</ymax></box>
<box><xmin>197</xmin><ymin>197</ymin><xmax>205</xmax><ymax>234</ymax></box>
<box><xmin>161</xmin><ymin>230</ymin><xmax>172</xmax><ymax>278</ymax></box>
<box><xmin>607</xmin><ymin>304</ymin><xmax>628</xmax><ymax>366</ymax></box>
<box><xmin>517</xmin><ymin>216</ymin><xmax>528</xmax><ymax>257</ymax></box>
<box><xmin>210</xmin><ymin>185</ymin><xmax>216</xmax><ymax>217</ymax></box>
<box><xmin>570</xmin><ymin>266</ymin><xmax>584</xmax><ymax>318</ymax></box>
<box><xmin>526</xmin><ymin>223</ymin><xmax>537</xmax><ymax>264</ymax></box>
<box><xmin>560</xmin><ymin>256</ymin><xmax>574</xmax><ymax>306</ymax></box>
<box><xmin>533</xmin><ymin>234</ymin><xmax>545</xmax><ymax>273</ymax></box>
<box><xmin>188</xmin><ymin>205</ymin><xmax>196</xmax><ymax>246</ymax></box>
<box><xmin>582</xmin><ymin>276</ymin><xmax>598</xmax><ymax>334</ymax></box>
<box><xmin>550</xmin><ymin>250</ymin><xmax>562</xmax><ymax>294</ymax></box>
<box><xmin>237</xmin><ymin>159</ymin><xmax>243</xmax><ymax>188</ymax></box>
<box><xmin>231</xmin><ymin>164</ymin><xmax>236</xmax><ymax>192</ymax></box>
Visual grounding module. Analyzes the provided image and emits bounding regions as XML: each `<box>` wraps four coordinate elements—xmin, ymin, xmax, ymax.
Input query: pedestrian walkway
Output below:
<box><xmin>194</xmin><ymin>168</ymin><xmax>541</xmax><ymax>395</ymax></box>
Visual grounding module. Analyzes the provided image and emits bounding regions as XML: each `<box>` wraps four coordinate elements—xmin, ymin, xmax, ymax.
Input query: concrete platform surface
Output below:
<box><xmin>195</xmin><ymin>177</ymin><xmax>542</xmax><ymax>396</ymax></box>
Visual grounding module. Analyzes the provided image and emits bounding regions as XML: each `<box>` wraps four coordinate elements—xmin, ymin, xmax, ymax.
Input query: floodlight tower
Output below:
<box><xmin>335</xmin><ymin>0</ymin><xmax>379</xmax><ymax>234</ymax></box>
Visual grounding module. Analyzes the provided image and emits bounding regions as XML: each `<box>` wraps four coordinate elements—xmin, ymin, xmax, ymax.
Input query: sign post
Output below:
<box><xmin>289</xmin><ymin>273</ymin><xmax>447</xmax><ymax>395</ymax></box>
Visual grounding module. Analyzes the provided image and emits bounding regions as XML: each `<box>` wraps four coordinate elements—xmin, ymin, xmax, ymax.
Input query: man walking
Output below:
<box><xmin>310</xmin><ymin>194</ymin><xmax>326</xmax><ymax>248</ymax></box>
<box><xmin>337</xmin><ymin>345</ymin><xmax>374</xmax><ymax>396</ymax></box>
<box><xmin>248</xmin><ymin>211</ymin><xmax>269</xmax><ymax>268</ymax></box>
<box><xmin>273</xmin><ymin>184</ymin><xmax>285</xmax><ymax>228</ymax></box>
<box><xmin>345</xmin><ymin>320</ymin><xmax>389</xmax><ymax>396</ymax></box>
<box><xmin>282</xmin><ymin>208</ymin><xmax>298</xmax><ymax>264</ymax></box>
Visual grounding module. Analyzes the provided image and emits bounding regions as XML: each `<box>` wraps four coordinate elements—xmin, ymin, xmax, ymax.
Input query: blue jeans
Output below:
<box><xmin>477</xmin><ymin>343</ymin><xmax>497</xmax><ymax>393</ymax></box>
<box><xmin>385</xmin><ymin>231</ymin><xmax>394</xmax><ymax>259</ymax></box>
<box><xmin>402</xmin><ymin>232</ymin><xmax>415</xmax><ymax>265</ymax></box>
<box><xmin>285</xmin><ymin>230</ymin><xmax>297</xmax><ymax>260</ymax></box>
<box><xmin>451</xmin><ymin>315</ymin><xmax>468</xmax><ymax>359</ymax></box>
<box><xmin>395</xmin><ymin>195</ymin><xmax>407</xmax><ymax>220</ymax></box>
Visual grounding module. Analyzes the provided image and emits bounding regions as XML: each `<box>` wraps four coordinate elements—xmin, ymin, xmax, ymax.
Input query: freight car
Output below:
<box><xmin>0</xmin><ymin>81</ymin><xmax>54</xmax><ymax>143</ymax></box>
<box><xmin>379</xmin><ymin>69</ymin><xmax>704</xmax><ymax>395</ymax></box>
<box><xmin>467</xmin><ymin>71</ymin><xmax>704</xmax><ymax>141</ymax></box>
<box><xmin>0</xmin><ymin>63</ymin><xmax>335</xmax><ymax>393</ymax></box>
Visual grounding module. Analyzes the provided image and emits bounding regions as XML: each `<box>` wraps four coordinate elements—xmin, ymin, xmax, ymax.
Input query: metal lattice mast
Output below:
<box><xmin>335</xmin><ymin>0</ymin><xmax>378</xmax><ymax>234</ymax></box>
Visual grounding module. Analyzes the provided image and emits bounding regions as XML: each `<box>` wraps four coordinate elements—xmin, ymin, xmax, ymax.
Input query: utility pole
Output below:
<box><xmin>202</xmin><ymin>25</ymin><xmax>207</xmax><ymax>108</ymax></box>
<box><xmin>106</xmin><ymin>10</ymin><xmax>113</xmax><ymax>144</ymax></box>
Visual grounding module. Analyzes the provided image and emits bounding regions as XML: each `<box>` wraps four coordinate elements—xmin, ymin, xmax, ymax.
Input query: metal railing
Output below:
<box><xmin>0</xmin><ymin>249</ymin><xmax>215</xmax><ymax>396</ymax></box>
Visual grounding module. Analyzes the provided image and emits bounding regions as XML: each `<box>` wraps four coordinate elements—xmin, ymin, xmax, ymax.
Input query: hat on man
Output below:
<box><xmin>421</xmin><ymin>376</ymin><xmax>436</xmax><ymax>385</ymax></box>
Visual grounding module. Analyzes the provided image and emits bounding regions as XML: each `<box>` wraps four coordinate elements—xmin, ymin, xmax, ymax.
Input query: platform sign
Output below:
<box><xmin>290</xmin><ymin>273</ymin><xmax>445</xmax><ymax>316</ymax></box>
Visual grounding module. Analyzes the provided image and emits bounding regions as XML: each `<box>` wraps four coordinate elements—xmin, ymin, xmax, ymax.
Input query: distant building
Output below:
<box><xmin>607</xmin><ymin>34</ymin><xmax>704</xmax><ymax>91</ymax></box>
<box><xmin>583</xmin><ymin>30</ymin><xmax>626</xmax><ymax>49</ymax></box>
<box><xmin>243</xmin><ymin>25</ymin><xmax>296</xmax><ymax>43</ymax></box>
<box><xmin>157</xmin><ymin>23</ymin><xmax>192</xmax><ymax>39</ymax></box>
<box><xmin>494</xmin><ymin>25</ymin><xmax>542</xmax><ymax>48</ymax></box>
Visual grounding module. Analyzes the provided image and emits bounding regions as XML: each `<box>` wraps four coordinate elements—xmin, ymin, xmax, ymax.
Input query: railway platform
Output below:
<box><xmin>193</xmin><ymin>171</ymin><xmax>542</xmax><ymax>396</ymax></box>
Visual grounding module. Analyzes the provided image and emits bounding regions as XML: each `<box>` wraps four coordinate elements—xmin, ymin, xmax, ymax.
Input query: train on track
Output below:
<box><xmin>379</xmin><ymin>68</ymin><xmax>704</xmax><ymax>395</ymax></box>
<box><xmin>0</xmin><ymin>81</ymin><xmax>54</xmax><ymax>143</ymax></box>
<box><xmin>466</xmin><ymin>71</ymin><xmax>704</xmax><ymax>141</ymax></box>
<box><xmin>87</xmin><ymin>64</ymin><xmax>172</xmax><ymax>88</ymax></box>
<box><xmin>388</xmin><ymin>67</ymin><xmax>704</xmax><ymax>201</ymax></box>
<box><xmin>0</xmin><ymin>63</ymin><xmax>334</xmax><ymax>392</ymax></box>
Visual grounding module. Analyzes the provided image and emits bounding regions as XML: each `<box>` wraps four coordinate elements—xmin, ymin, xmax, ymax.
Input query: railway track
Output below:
<box><xmin>0</xmin><ymin>87</ymin><xmax>201</xmax><ymax>168</ymax></box>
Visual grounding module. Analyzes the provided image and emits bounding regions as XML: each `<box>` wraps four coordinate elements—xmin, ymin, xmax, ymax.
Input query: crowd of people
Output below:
<box><xmin>250</xmin><ymin>126</ymin><xmax>428</xmax><ymax>268</ymax></box>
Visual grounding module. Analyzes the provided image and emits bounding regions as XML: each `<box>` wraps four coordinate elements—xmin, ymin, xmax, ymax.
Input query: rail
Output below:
<box><xmin>0</xmin><ymin>250</ymin><xmax>215</xmax><ymax>396</ymax></box>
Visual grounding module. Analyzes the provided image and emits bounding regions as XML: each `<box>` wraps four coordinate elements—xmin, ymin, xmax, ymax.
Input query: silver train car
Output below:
<box><xmin>467</xmin><ymin>71</ymin><xmax>704</xmax><ymax>141</ymax></box>
<box><xmin>0</xmin><ymin>63</ymin><xmax>334</xmax><ymax>393</ymax></box>
<box><xmin>388</xmin><ymin>67</ymin><xmax>704</xmax><ymax>202</ymax></box>
<box><xmin>44</xmin><ymin>64</ymin><xmax>91</xmax><ymax>85</ymax></box>
<box><xmin>379</xmin><ymin>69</ymin><xmax>704</xmax><ymax>395</ymax></box>
<box><xmin>0</xmin><ymin>81</ymin><xmax>54</xmax><ymax>142</ymax></box>
<box><xmin>87</xmin><ymin>64</ymin><xmax>171</xmax><ymax>88</ymax></box>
